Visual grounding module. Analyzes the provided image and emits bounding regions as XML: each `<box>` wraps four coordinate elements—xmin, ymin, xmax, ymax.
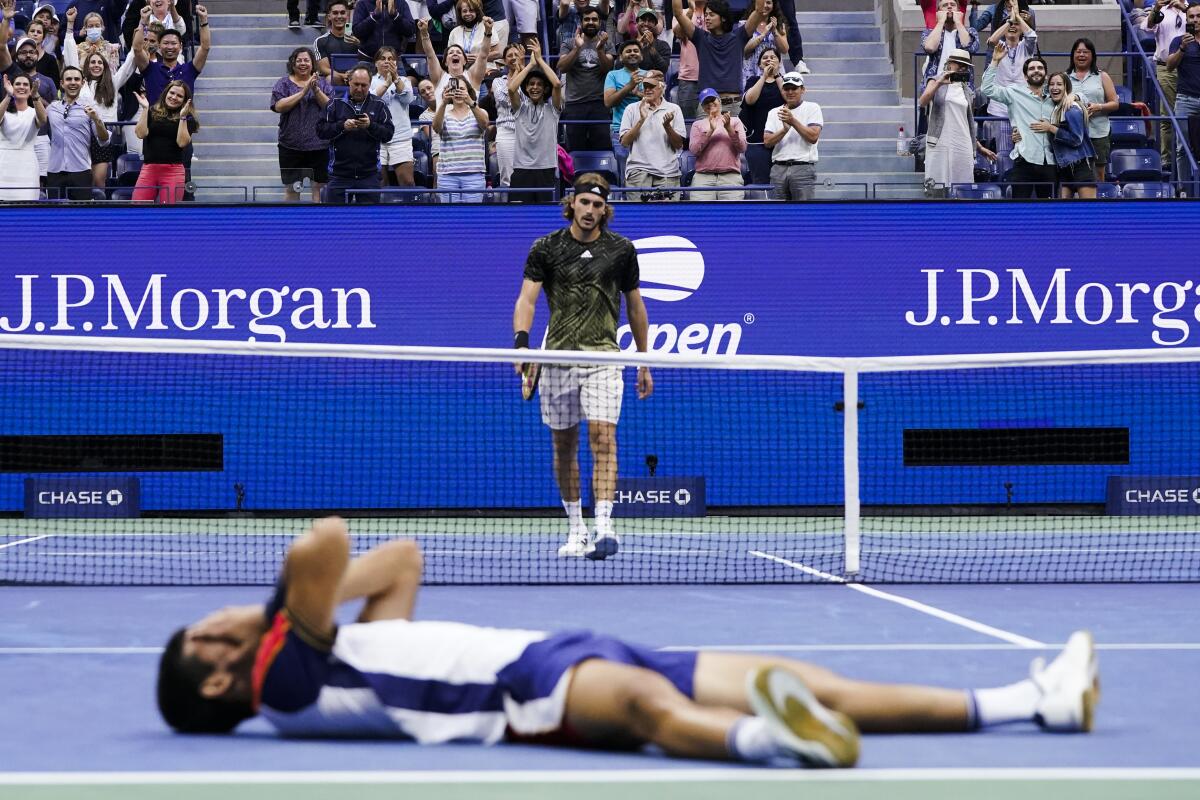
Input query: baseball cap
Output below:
<box><xmin>637</xmin><ymin>7</ymin><xmax>658</xmax><ymax>19</ymax></box>
<box><xmin>781</xmin><ymin>71</ymin><xmax>805</xmax><ymax>87</ymax></box>
<box><xmin>698</xmin><ymin>87</ymin><xmax>719</xmax><ymax>106</ymax></box>
<box><xmin>15</xmin><ymin>37</ymin><xmax>37</xmax><ymax>53</ymax></box>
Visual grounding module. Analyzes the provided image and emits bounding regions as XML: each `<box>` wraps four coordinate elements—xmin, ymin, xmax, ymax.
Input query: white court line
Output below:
<box><xmin>751</xmin><ymin>551</ymin><xmax>1047</xmax><ymax>649</ymax></box>
<box><xmin>6</xmin><ymin>642</ymin><xmax>1198</xmax><ymax>656</ymax></box>
<box><xmin>0</xmin><ymin>534</ymin><xmax>52</xmax><ymax>550</ymax></box>
<box><xmin>0</xmin><ymin>768</ymin><xmax>1198</xmax><ymax>785</ymax></box>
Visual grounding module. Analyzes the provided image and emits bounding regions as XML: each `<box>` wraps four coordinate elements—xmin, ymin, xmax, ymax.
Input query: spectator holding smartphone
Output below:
<box><xmin>1143</xmin><ymin>0</ymin><xmax>1191</xmax><ymax>168</ymax></box>
<box><xmin>922</xmin><ymin>0</ymin><xmax>978</xmax><ymax>85</ymax></box>
<box><xmin>432</xmin><ymin>75</ymin><xmax>488</xmax><ymax>202</ymax></box>
<box><xmin>1166</xmin><ymin>3</ymin><xmax>1200</xmax><ymax>185</ymax></box>
<box><xmin>316</xmin><ymin>65</ymin><xmax>394</xmax><ymax>203</ymax></box>
<box><xmin>920</xmin><ymin>48</ymin><xmax>996</xmax><ymax>196</ymax></box>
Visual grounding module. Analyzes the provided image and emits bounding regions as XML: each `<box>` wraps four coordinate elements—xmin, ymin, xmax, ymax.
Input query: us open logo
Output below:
<box><xmin>632</xmin><ymin>236</ymin><xmax>705</xmax><ymax>302</ymax></box>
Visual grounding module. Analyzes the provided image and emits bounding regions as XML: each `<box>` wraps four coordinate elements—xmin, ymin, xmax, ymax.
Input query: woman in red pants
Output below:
<box><xmin>132</xmin><ymin>80</ymin><xmax>198</xmax><ymax>204</ymax></box>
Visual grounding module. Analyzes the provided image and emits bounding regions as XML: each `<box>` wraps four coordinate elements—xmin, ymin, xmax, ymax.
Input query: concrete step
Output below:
<box><xmin>802</xmin><ymin>56</ymin><xmax>894</xmax><ymax>75</ymax></box>
<box><xmin>794</xmin><ymin>11</ymin><xmax>877</xmax><ymax>25</ymax></box>
<box><xmin>804</xmin><ymin>72</ymin><xmax>895</xmax><ymax>89</ymax></box>
<box><xmin>199</xmin><ymin>142</ymin><xmax>279</xmax><ymax>157</ymax></box>
<box><xmin>816</xmin><ymin>138</ymin><xmax>903</xmax><ymax>155</ymax></box>
<box><xmin>204</xmin><ymin>110</ymin><xmax>278</xmax><ymax>125</ymax></box>
<box><xmin>196</xmin><ymin>92</ymin><xmax>274</xmax><ymax>111</ymax></box>
<box><xmin>203</xmin><ymin>124</ymin><xmax>280</xmax><ymax>142</ymax></box>
<box><xmin>199</xmin><ymin>76</ymin><xmax>295</xmax><ymax>90</ymax></box>
<box><xmin>809</xmin><ymin>105</ymin><xmax>906</xmax><ymax>122</ymax></box>
<box><xmin>210</xmin><ymin>14</ymin><xmax>299</xmax><ymax>28</ymax></box>
<box><xmin>208</xmin><ymin>25</ymin><xmax>329</xmax><ymax>46</ymax></box>
<box><xmin>204</xmin><ymin>59</ymin><xmax>296</xmax><ymax>78</ymax></box>
<box><xmin>801</xmin><ymin>89</ymin><xmax>900</xmax><ymax>106</ymax></box>
<box><xmin>822</xmin><ymin>120</ymin><xmax>912</xmax><ymax>139</ymax></box>
<box><xmin>803</xmin><ymin>42</ymin><xmax>887</xmax><ymax>59</ymax></box>
<box><xmin>817</xmin><ymin>154</ymin><xmax>915</xmax><ymax>173</ymax></box>
<box><xmin>803</xmin><ymin>26</ymin><xmax>886</xmax><ymax>44</ymax></box>
<box><xmin>800</xmin><ymin>0</ymin><xmax>874</xmax><ymax>12</ymax></box>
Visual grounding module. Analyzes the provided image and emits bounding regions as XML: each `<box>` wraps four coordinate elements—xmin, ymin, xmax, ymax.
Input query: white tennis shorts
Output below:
<box><xmin>539</xmin><ymin>365</ymin><xmax>623</xmax><ymax>430</ymax></box>
<box><xmin>381</xmin><ymin>139</ymin><xmax>414</xmax><ymax>167</ymax></box>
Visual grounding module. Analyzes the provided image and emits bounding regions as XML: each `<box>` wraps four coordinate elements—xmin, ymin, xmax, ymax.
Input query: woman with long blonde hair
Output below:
<box><xmin>1030</xmin><ymin>71</ymin><xmax>1096</xmax><ymax>199</ymax></box>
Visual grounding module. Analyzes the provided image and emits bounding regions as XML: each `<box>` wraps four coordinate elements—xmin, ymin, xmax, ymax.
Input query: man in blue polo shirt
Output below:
<box><xmin>133</xmin><ymin>3</ymin><xmax>211</xmax><ymax>104</ymax></box>
<box><xmin>1166</xmin><ymin>2</ymin><xmax>1200</xmax><ymax>184</ymax></box>
<box><xmin>671</xmin><ymin>0</ymin><xmax>765</xmax><ymax>118</ymax></box>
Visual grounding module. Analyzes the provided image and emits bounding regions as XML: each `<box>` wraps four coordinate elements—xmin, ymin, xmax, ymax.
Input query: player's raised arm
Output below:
<box><xmin>280</xmin><ymin>516</ymin><xmax>352</xmax><ymax>641</ymax></box>
<box><xmin>337</xmin><ymin>539</ymin><xmax>424</xmax><ymax>622</ymax></box>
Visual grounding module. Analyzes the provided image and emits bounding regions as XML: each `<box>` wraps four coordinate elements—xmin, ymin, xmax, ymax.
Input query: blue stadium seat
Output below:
<box><xmin>570</xmin><ymin>150</ymin><xmax>621</xmax><ymax>185</ymax></box>
<box><xmin>404</xmin><ymin>57</ymin><xmax>430</xmax><ymax>79</ymax></box>
<box><xmin>1095</xmin><ymin>182</ymin><xmax>1121</xmax><ymax>199</ymax></box>
<box><xmin>950</xmin><ymin>183</ymin><xmax>1004</xmax><ymax>199</ymax></box>
<box><xmin>678</xmin><ymin>151</ymin><xmax>696</xmax><ymax>186</ymax></box>
<box><xmin>1110</xmin><ymin>118</ymin><xmax>1150</xmax><ymax>149</ymax></box>
<box><xmin>114</xmin><ymin>153</ymin><xmax>141</xmax><ymax>186</ymax></box>
<box><xmin>974</xmin><ymin>152</ymin><xmax>998</xmax><ymax>180</ymax></box>
<box><xmin>412</xmin><ymin>151</ymin><xmax>432</xmax><ymax>188</ymax></box>
<box><xmin>412</xmin><ymin>127</ymin><xmax>431</xmax><ymax>156</ymax></box>
<box><xmin>744</xmin><ymin>144</ymin><xmax>771</xmax><ymax>185</ymax></box>
<box><xmin>1109</xmin><ymin>148</ymin><xmax>1162</xmax><ymax>182</ymax></box>
<box><xmin>110</xmin><ymin>187</ymin><xmax>135</xmax><ymax>201</ymax></box>
<box><xmin>1115</xmin><ymin>85</ymin><xmax>1133</xmax><ymax>105</ymax></box>
<box><xmin>329</xmin><ymin>53</ymin><xmax>365</xmax><ymax>74</ymax></box>
<box><xmin>1121</xmin><ymin>181</ymin><xmax>1175</xmax><ymax>199</ymax></box>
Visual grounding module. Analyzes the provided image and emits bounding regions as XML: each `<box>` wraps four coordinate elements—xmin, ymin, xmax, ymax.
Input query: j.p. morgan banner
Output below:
<box><xmin>2</xmin><ymin>203</ymin><xmax>1198</xmax><ymax>356</ymax></box>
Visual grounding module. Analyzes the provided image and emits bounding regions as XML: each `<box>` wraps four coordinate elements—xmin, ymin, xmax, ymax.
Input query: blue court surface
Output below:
<box><xmin>2</xmin><ymin>580</ymin><xmax>1198</xmax><ymax>799</ymax></box>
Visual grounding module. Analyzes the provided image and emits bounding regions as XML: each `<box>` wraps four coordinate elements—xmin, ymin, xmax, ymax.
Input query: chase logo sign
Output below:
<box><xmin>612</xmin><ymin>476</ymin><xmax>706</xmax><ymax>518</ymax></box>
<box><xmin>25</xmin><ymin>477</ymin><xmax>140</xmax><ymax>518</ymax></box>
<box><xmin>1106</xmin><ymin>476</ymin><xmax>1200</xmax><ymax>516</ymax></box>
<box><xmin>633</xmin><ymin>237</ymin><xmax>705</xmax><ymax>302</ymax></box>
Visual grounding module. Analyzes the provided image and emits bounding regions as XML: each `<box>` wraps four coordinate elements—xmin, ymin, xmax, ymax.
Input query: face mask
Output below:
<box><xmin>86</xmin><ymin>28</ymin><xmax>103</xmax><ymax>42</ymax></box>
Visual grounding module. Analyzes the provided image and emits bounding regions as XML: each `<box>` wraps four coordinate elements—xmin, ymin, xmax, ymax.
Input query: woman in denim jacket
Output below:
<box><xmin>1028</xmin><ymin>72</ymin><xmax>1096</xmax><ymax>199</ymax></box>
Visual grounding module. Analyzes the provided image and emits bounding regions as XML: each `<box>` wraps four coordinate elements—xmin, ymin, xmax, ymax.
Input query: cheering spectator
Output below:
<box><xmin>509</xmin><ymin>40</ymin><xmax>563</xmax><ymax>202</ymax></box>
<box><xmin>968</xmin><ymin>0</ymin><xmax>1035</xmax><ymax>34</ymax></box>
<box><xmin>634</xmin><ymin>8</ymin><xmax>671</xmax><ymax>72</ymax></box>
<box><xmin>68</xmin><ymin>8</ymin><xmax>122</xmax><ymax>71</ymax></box>
<box><xmin>1166</xmin><ymin>3</ymin><xmax>1200</xmax><ymax>184</ymax></box>
<box><xmin>20</xmin><ymin>16</ymin><xmax>62</xmax><ymax>85</ymax></box>
<box><xmin>1029</xmin><ymin>72</ymin><xmax>1096</xmax><ymax>199</ymax></box>
<box><xmin>603</xmin><ymin>39</ymin><xmax>643</xmax><ymax>153</ymax></box>
<box><xmin>416</xmin><ymin>77</ymin><xmax>439</xmax><ymax>179</ymax></box>
<box><xmin>132</xmin><ymin>80</ymin><xmax>197</xmax><ymax>204</ymax></box>
<box><xmin>122</xmin><ymin>0</ymin><xmax>187</xmax><ymax>49</ymax></box>
<box><xmin>134</xmin><ymin>4</ymin><xmax>210</xmax><ymax>104</ymax></box>
<box><xmin>619</xmin><ymin>0</ymin><xmax>663</xmax><ymax>44</ymax></box>
<box><xmin>558</xmin><ymin>7</ymin><xmax>612</xmax><ymax>152</ymax></box>
<box><xmin>432</xmin><ymin>76</ymin><xmax>488</xmax><ymax>202</ymax></box>
<box><xmin>982</xmin><ymin>45</ymin><xmax>1054</xmax><ymax>198</ymax></box>
<box><xmin>64</xmin><ymin>33</ymin><xmax>138</xmax><ymax>189</ymax></box>
<box><xmin>1143</xmin><ymin>0</ymin><xmax>1190</xmax><ymax>167</ymax></box>
<box><xmin>763</xmin><ymin>70</ymin><xmax>821</xmax><ymax>201</ymax></box>
<box><xmin>352</xmin><ymin>0</ymin><xmax>415</xmax><ymax>61</ymax></box>
<box><xmin>688</xmin><ymin>87</ymin><xmax>746</xmax><ymax>200</ymax></box>
<box><xmin>447</xmin><ymin>0</ymin><xmax>503</xmax><ymax>70</ymax></box>
<box><xmin>315</xmin><ymin>1</ymin><xmax>362</xmax><ymax>86</ymax></box>
<box><xmin>46</xmin><ymin>66</ymin><xmax>108</xmax><ymax>200</ymax></box>
<box><xmin>673</xmin><ymin>0</ymin><xmax>705</xmax><ymax>119</ymax></box>
<box><xmin>0</xmin><ymin>73</ymin><xmax>46</xmax><ymax>200</ymax></box>
<box><xmin>619</xmin><ymin>69</ymin><xmax>685</xmax><ymax>199</ymax></box>
<box><xmin>287</xmin><ymin>0</ymin><xmax>322</xmax><ymax>28</ymax></box>
<box><xmin>317</xmin><ymin>64</ymin><xmax>394</xmax><ymax>203</ymax></box>
<box><xmin>371</xmin><ymin>46</ymin><xmax>415</xmax><ymax>189</ymax></box>
<box><xmin>671</xmin><ymin>0</ymin><xmax>766</xmax><ymax>118</ymax></box>
<box><xmin>1066</xmin><ymin>38</ymin><xmax>1117</xmax><ymax>182</ymax></box>
<box><xmin>418</xmin><ymin>17</ymin><xmax>489</xmax><ymax>95</ymax></box>
<box><xmin>980</xmin><ymin>6</ymin><xmax>1036</xmax><ymax>161</ymax></box>
<box><xmin>740</xmin><ymin>0</ymin><xmax>789</xmax><ymax>86</ymax></box>
<box><xmin>64</xmin><ymin>0</ymin><xmax>124</xmax><ymax>44</ymax></box>
<box><xmin>741</xmin><ymin>46</ymin><xmax>781</xmax><ymax>143</ymax></box>
<box><xmin>0</xmin><ymin>37</ymin><xmax>57</xmax><ymax>184</ymax></box>
<box><xmin>271</xmin><ymin>46</ymin><xmax>332</xmax><ymax>202</ymax></box>
<box><xmin>922</xmin><ymin>0</ymin><xmax>978</xmax><ymax>85</ymax></box>
<box><xmin>556</xmin><ymin>0</ymin><xmax>608</xmax><ymax>50</ymax></box>
<box><xmin>919</xmin><ymin>48</ymin><xmax>995</xmax><ymax>196</ymax></box>
<box><xmin>491</xmin><ymin>43</ymin><xmax>525</xmax><ymax>187</ymax></box>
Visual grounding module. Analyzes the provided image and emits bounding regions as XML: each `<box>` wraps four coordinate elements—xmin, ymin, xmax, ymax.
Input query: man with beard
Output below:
<box><xmin>557</xmin><ymin>6</ymin><xmax>612</xmax><ymax>152</ymax></box>
<box><xmin>921</xmin><ymin>0</ymin><xmax>978</xmax><ymax>85</ymax></box>
<box><xmin>316</xmin><ymin>64</ymin><xmax>394</xmax><ymax>202</ymax></box>
<box><xmin>46</xmin><ymin>65</ymin><xmax>109</xmax><ymax>199</ymax></box>
<box><xmin>634</xmin><ymin>8</ymin><xmax>671</xmax><ymax>73</ymax></box>
<box><xmin>509</xmin><ymin>40</ymin><xmax>563</xmax><ymax>202</ymax></box>
<box><xmin>671</xmin><ymin>0</ymin><xmax>766</xmax><ymax>118</ymax></box>
<box><xmin>133</xmin><ymin>4</ymin><xmax>211</xmax><ymax>103</ymax></box>
<box><xmin>315</xmin><ymin>1</ymin><xmax>361</xmax><ymax>86</ymax></box>
<box><xmin>602</xmin><ymin>39</ymin><xmax>643</xmax><ymax>154</ymax></box>
<box><xmin>982</xmin><ymin>48</ymin><xmax>1054</xmax><ymax>198</ymax></box>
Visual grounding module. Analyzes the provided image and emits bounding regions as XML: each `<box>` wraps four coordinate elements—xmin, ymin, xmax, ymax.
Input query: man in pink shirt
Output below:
<box><xmin>688</xmin><ymin>86</ymin><xmax>747</xmax><ymax>200</ymax></box>
<box><xmin>673</xmin><ymin>0</ymin><xmax>705</xmax><ymax>118</ymax></box>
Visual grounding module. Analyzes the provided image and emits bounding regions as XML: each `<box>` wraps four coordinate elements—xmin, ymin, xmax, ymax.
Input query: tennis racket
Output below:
<box><xmin>520</xmin><ymin>361</ymin><xmax>540</xmax><ymax>401</ymax></box>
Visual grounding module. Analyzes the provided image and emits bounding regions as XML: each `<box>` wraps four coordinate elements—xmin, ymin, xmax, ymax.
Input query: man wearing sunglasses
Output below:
<box><xmin>618</xmin><ymin>69</ymin><xmax>686</xmax><ymax>199</ymax></box>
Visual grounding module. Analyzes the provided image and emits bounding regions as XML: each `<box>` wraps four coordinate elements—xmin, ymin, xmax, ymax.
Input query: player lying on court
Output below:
<box><xmin>158</xmin><ymin>518</ymin><xmax>1099</xmax><ymax>766</ymax></box>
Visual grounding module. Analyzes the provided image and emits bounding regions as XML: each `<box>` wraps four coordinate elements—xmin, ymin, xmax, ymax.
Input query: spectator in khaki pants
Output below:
<box><xmin>1143</xmin><ymin>0</ymin><xmax>1191</xmax><ymax>167</ymax></box>
<box><xmin>688</xmin><ymin>87</ymin><xmax>747</xmax><ymax>200</ymax></box>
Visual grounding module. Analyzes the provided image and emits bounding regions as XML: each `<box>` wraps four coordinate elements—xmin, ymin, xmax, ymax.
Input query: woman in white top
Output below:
<box><xmin>64</xmin><ymin>19</ymin><xmax>141</xmax><ymax>189</ymax></box>
<box><xmin>68</xmin><ymin>8</ymin><xmax>123</xmax><ymax>72</ymax></box>
<box><xmin>0</xmin><ymin>73</ymin><xmax>48</xmax><ymax>200</ymax></box>
<box><xmin>447</xmin><ymin>0</ymin><xmax>505</xmax><ymax>70</ymax></box>
<box><xmin>491</xmin><ymin>42</ymin><xmax>525</xmax><ymax>187</ymax></box>
<box><xmin>371</xmin><ymin>46</ymin><xmax>416</xmax><ymax>188</ymax></box>
<box><xmin>919</xmin><ymin>50</ymin><xmax>997</xmax><ymax>196</ymax></box>
<box><xmin>417</xmin><ymin>17</ymin><xmax>489</xmax><ymax>99</ymax></box>
<box><xmin>1067</xmin><ymin>37</ymin><xmax>1117</xmax><ymax>182</ymax></box>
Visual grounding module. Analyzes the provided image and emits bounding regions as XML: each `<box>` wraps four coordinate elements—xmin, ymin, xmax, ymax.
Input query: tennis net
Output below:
<box><xmin>0</xmin><ymin>336</ymin><xmax>1197</xmax><ymax>585</ymax></box>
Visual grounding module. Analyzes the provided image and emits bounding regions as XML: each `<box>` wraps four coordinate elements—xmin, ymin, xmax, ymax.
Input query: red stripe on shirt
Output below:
<box><xmin>251</xmin><ymin>612</ymin><xmax>291</xmax><ymax>711</ymax></box>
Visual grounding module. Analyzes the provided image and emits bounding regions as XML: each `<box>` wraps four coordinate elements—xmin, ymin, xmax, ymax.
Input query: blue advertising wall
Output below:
<box><xmin>0</xmin><ymin>203</ymin><xmax>1196</xmax><ymax>511</ymax></box>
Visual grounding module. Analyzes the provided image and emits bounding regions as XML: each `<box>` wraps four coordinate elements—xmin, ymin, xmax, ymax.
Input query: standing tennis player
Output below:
<box><xmin>513</xmin><ymin>173</ymin><xmax>652</xmax><ymax>560</ymax></box>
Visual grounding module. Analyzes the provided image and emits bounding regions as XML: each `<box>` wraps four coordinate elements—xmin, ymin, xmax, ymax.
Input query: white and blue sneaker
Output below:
<box><xmin>1033</xmin><ymin>630</ymin><xmax>1099</xmax><ymax>732</ymax></box>
<box><xmin>586</xmin><ymin>518</ymin><xmax>619</xmax><ymax>560</ymax></box>
<box><xmin>557</xmin><ymin>528</ymin><xmax>591</xmax><ymax>558</ymax></box>
<box><xmin>747</xmin><ymin>666</ymin><xmax>860</xmax><ymax>768</ymax></box>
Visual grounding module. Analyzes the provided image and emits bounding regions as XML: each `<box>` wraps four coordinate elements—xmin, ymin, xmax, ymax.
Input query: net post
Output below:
<box><xmin>843</xmin><ymin>366</ymin><xmax>861</xmax><ymax>576</ymax></box>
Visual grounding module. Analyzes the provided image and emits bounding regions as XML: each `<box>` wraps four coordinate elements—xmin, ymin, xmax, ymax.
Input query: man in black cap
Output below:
<box><xmin>512</xmin><ymin>173</ymin><xmax>653</xmax><ymax>560</ymax></box>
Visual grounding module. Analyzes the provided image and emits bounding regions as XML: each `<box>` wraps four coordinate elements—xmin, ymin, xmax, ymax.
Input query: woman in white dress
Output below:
<box><xmin>919</xmin><ymin>48</ymin><xmax>997</xmax><ymax>197</ymax></box>
<box><xmin>0</xmin><ymin>73</ymin><xmax>48</xmax><ymax>200</ymax></box>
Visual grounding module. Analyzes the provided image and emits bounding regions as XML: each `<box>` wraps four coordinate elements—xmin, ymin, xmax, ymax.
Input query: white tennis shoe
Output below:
<box><xmin>586</xmin><ymin>518</ymin><xmax>619</xmax><ymax>560</ymax></box>
<box><xmin>557</xmin><ymin>528</ymin><xmax>591</xmax><ymax>558</ymax></box>
<box><xmin>1032</xmin><ymin>630</ymin><xmax>1099</xmax><ymax>732</ymax></box>
<box><xmin>746</xmin><ymin>666</ymin><xmax>860</xmax><ymax>768</ymax></box>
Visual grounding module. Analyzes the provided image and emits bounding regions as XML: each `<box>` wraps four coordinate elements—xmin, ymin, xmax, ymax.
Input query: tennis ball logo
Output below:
<box><xmin>632</xmin><ymin>236</ymin><xmax>705</xmax><ymax>302</ymax></box>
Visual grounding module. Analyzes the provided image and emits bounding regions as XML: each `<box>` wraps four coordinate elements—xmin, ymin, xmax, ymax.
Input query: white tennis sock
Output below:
<box><xmin>562</xmin><ymin>500</ymin><xmax>585</xmax><ymax>531</ymax></box>
<box><xmin>970</xmin><ymin>680</ymin><xmax>1041</xmax><ymax>727</ymax></box>
<box><xmin>726</xmin><ymin>716</ymin><xmax>782</xmax><ymax>762</ymax></box>
<box><xmin>594</xmin><ymin>500</ymin><xmax>614</xmax><ymax>524</ymax></box>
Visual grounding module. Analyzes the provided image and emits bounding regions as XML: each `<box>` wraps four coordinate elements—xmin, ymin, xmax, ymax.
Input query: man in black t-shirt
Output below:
<box><xmin>315</xmin><ymin>0</ymin><xmax>363</xmax><ymax>86</ymax></box>
<box><xmin>512</xmin><ymin>174</ymin><xmax>653</xmax><ymax>560</ymax></box>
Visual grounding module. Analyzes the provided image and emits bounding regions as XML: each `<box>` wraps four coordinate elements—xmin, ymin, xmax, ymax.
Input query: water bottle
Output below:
<box><xmin>897</xmin><ymin>126</ymin><xmax>908</xmax><ymax>156</ymax></box>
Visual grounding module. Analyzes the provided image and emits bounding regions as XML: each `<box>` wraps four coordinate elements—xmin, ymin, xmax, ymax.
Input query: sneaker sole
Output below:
<box><xmin>585</xmin><ymin>537</ymin><xmax>619</xmax><ymax>561</ymax></box>
<box><xmin>1038</xmin><ymin>630</ymin><xmax>1099</xmax><ymax>733</ymax></box>
<box><xmin>747</xmin><ymin>667</ymin><xmax>860</xmax><ymax>768</ymax></box>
